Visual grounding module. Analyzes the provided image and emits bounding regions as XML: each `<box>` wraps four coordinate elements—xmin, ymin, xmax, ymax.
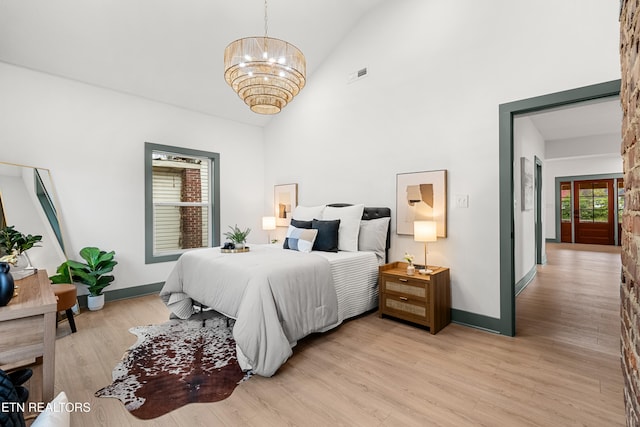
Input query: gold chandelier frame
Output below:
<box><xmin>223</xmin><ymin>1</ymin><xmax>306</xmax><ymax>114</ymax></box>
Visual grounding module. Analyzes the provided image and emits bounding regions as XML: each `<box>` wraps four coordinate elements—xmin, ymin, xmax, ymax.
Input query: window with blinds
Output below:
<box><xmin>145</xmin><ymin>143</ymin><xmax>220</xmax><ymax>263</ymax></box>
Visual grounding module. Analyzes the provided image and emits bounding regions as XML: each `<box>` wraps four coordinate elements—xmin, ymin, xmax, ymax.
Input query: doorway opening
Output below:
<box><xmin>498</xmin><ymin>80</ymin><xmax>621</xmax><ymax>336</ymax></box>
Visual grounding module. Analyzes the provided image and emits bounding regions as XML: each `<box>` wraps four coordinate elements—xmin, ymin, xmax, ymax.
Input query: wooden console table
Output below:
<box><xmin>0</xmin><ymin>270</ymin><xmax>57</xmax><ymax>402</ymax></box>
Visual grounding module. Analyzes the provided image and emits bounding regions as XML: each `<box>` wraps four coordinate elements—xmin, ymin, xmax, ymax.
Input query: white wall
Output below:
<box><xmin>514</xmin><ymin>117</ymin><xmax>545</xmax><ymax>282</ymax></box>
<box><xmin>0</xmin><ymin>62</ymin><xmax>265</xmax><ymax>293</ymax></box>
<box><xmin>264</xmin><ymin>0</ymin><xmax>621</xmax><ymax>318</ymax></box>
<box><xmin>544</xmin><ymin>154</ymin><xmax>623</xmax><ymax>239</ymax></box>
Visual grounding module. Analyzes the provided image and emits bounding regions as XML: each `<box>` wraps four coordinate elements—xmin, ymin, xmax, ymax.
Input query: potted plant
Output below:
<box><xmin>0</xmin><ymin>225</ymin><xmax>42</xmax><ymax>269</ymax></box>
<box><xmin>223</xmin><ymin>224</ymin><xmax>251</xmax><ymax>249</ymax></box>
<box><xmin>50</xmin><ymin>247</ymin><xmax>117</xmax><ymax>311</ymax></box>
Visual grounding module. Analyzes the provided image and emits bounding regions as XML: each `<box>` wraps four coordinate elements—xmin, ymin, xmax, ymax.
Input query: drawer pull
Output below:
<box><xmin>398</xmin><ymin>278</ymin><xmax>408</xmax><ymax>282</ymax></box>
<box><xmin>399</xmin><ymin>296</ymin><xmax>408</xmax><ymax>301</ymax></box>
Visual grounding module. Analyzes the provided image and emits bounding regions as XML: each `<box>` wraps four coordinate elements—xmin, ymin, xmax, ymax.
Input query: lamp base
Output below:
<box><xmin>418</xmin><ymin>268</ymin><xmax>434</xmax><ymax>275</ymax></box>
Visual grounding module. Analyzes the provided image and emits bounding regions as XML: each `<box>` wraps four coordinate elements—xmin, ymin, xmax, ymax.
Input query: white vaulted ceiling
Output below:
<box><xmin>0</xmin><ymin>0</ymin><xmax>386</xmax><ymax>127</ymax></box>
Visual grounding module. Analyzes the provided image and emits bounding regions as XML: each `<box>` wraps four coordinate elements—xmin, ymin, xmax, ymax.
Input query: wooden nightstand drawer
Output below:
<box><xmin>378</xmin><ymin>261</ymin><xmax>451</xmax><ymax>334</ymax></box>
<box><xmin>382</xmin><ymin>277</ymin><xmax>428</xmax><ymax>301</ymax></box>
<box><xmin>382</xmin><ymin>294</ymin><xmax>429</xmax><ymax>323</ymax></box>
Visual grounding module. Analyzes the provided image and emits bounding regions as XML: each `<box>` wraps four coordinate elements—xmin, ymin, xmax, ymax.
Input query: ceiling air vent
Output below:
<box><xmin>347</xmin><ymin>67</ymin><xmax>368</xmax><ymax>84</ymax></box>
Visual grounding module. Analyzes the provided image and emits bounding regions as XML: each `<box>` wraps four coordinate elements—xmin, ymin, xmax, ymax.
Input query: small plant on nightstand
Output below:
<box><xmin>404</xmin><ymin>252</ymin><xmax>415</xmax><ymax>275</ymax></box>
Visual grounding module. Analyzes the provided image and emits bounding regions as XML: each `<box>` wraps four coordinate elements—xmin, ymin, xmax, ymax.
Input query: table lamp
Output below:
<box><xmin>414</xmin><ymin>220</ymin><xmax>437</xmax><ymax>274</ymax></box>
<box><xmin>262</xmin><ymin>216</ymin><xmax>276</xmax><ymax>243</ymax></box>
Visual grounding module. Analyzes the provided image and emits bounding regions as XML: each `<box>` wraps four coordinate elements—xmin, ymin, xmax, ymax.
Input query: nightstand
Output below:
<box><xmin>378</xmin><ymin>261</ymin><xmax>451</xmax><ymax>334</ymax></box>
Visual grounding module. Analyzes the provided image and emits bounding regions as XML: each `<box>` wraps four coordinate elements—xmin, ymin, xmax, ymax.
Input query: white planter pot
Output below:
<box><xmin>87</xmin><ymin>294</ymin><xmax>105</xmax><ymax>311</ymax></box>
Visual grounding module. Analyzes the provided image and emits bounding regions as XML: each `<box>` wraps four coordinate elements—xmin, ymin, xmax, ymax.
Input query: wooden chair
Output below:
<box><xmin>51</xmin><ymin>284</ymin><xmax>77</xmax><ymax>333</ymax></box>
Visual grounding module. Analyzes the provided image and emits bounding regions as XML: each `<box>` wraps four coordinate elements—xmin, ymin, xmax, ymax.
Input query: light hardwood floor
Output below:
<box><xmin>52</xmin><ymin>243</ymin><xmax>624</xmax><ymax>426</ymax></box>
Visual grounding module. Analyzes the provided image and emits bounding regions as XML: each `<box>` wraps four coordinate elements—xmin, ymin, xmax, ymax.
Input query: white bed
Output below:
<box><xmin>159</xmin><ymin>204</ymin><xmax>391</xmax><ymax>376</ymax></box>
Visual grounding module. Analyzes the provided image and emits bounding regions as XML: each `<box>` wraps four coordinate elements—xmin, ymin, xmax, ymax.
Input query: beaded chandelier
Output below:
<box><xmin>223</xmin><ymin>0</ymin><xmax>306</xmax><ymax>115</ymax></box>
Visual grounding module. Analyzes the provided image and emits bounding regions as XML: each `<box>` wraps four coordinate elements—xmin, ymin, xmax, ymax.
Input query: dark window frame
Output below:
<box><xmin>144</xmin><ymin>142</ymin><xmax>220</xmax><ymax>264</ymax></box>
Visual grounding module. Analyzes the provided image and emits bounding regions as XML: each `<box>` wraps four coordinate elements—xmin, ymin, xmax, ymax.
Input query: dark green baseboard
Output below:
<box><xmin>77</xmin><ymin>282</ymin><xmax>164</xmax><ymax>308</ymax></box>
<box><xmin>451</xmin><ymin>309</ymin><xmax>502</xmax><ymax>334</ymax></box>
<box><xmin>515</xmin><ymin>265</ymin><xmax>537</xmax><ymax>296</ymax></box>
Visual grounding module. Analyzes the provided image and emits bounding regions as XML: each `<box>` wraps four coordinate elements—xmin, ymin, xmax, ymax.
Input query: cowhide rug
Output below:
<box><xmin>95</xmin><ymin>312</ymin><xmax>249</xmax><ymax>420</ymax></box>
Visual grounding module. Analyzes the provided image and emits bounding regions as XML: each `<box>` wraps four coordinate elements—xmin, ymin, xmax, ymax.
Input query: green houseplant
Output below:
<box><xmin>50</xmin><ymin>247</ymin><xmax>117</xmax><ymax>311</ymax></box>
<box><xmin>0</xmin><ymin>225</ymin><xmax>42</xmax><ymax>268</ymax></box>
<box><xmin>223</xmin><ymin>224</ymin><xmax>251</xmax><ymax>249</ymax></box>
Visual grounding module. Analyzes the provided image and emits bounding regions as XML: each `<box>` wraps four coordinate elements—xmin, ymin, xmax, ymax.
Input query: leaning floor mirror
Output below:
<box><xmin>0</xmin><ymin>162</ymin><xmax>67</xmax><ymax>278</ymax></box>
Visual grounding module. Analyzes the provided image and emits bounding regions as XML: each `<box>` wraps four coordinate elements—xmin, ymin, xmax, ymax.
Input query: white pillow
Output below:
<box><xmin>292</xmin><ymin>205</ymin><xmax>325</xmax><ymax>221</ymax></box>
<box><xmin>358</xmin><ymin>217</ymin><xmax>390</xmax><ymax>262</ymax></box>
<box><xmin>32</xmin><ymin>391</ymin><xmax>70</xmax><ymax>427</ymax></box>
<box><xmin>322</xmin><ymin>204</ymin><xmax>365</xmax><ymax>252</ymax></box>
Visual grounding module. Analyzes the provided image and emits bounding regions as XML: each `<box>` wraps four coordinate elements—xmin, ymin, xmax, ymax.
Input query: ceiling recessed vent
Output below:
<box><xmin>347</xmin><ymin>67</ymin><xmax>368</xmax><ymax>84</ymax></box>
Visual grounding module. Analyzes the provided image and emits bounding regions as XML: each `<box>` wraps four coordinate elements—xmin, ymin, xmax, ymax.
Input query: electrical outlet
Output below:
<box><xmin>456</xmin><ymin>194</ymin><xmax>469</xmax><ymax>208</ymax></box>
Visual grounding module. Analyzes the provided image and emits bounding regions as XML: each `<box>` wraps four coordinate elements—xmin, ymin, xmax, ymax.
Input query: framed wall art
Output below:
<box><xmin>274</xmin><ymin>183</ymin><xmax>298</xmax><ymax>227</ymax></box>
<box><xmin>520</xmin><ymin>157</ymin><xmax>533</xmax><ymax>211</ymax></box>
<box><xmin>396</xmin><ymin>170</ymin><xmax>447</xmax><ymax>237</ymax></box>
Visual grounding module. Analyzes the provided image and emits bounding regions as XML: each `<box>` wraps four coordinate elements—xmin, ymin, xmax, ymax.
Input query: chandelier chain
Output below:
<box><xmin>264</xmin><ymin>0</ymin><xmax>268</xmax><ymax>39</ymax></box>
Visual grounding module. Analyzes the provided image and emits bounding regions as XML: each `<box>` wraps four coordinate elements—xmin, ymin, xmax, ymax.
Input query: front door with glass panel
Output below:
<box><xmin>573</xmin><ymin>179</ymin><xmax>614</xmax><ymax>245</ymax></box>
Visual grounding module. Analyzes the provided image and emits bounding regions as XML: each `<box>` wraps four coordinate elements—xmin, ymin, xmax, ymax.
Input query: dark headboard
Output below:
<box><xmin>327</xmin><ymin>204</ymin><xmax>392</xmax><ymax>262</ymax></box>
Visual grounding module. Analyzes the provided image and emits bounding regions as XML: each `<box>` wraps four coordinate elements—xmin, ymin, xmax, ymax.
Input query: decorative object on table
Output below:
<box><xmin>0</xmin><ymin>225</ymin><xmax>42</xmax><ymax>276</ymax></box>
<box><xmin>274</xmin><ymin>183</ymin><xmax>298</xmax><ymax>227</ymax></box>
<box><xmin>95</xmin><ymin>311</ymin><xmax>248</xmax><ymax>420</ymax></box>
<box><xmin>220</xmin><ymin>244</ymin><xmax>250</xmax><ymax>254</ymax></box>
<box><xmin>50</xmin><ymin>247</ymin><xmax>117</xmax><ymax>311</ymax></box>
<box><xmin>262</xmin><ymin>216</ymin><xmax>277</xmax><ymax>243</ymax></box>
<box><xmin>414</xmin><ymin>221</ymin><xmax>437</xmax><ymax>275</ymax></box>
<box><xmin>396</xmin><ymin>170</ymin><xmax>447</xmax><ymax>237</ymax></box>
<box><xmin>223</xmin><ymin>0</ymin><xmax>306</xmax><ymax>115</ymax></box>
<box><xmin>0</xmin><ymin>261</ymin><xmax>15</xmax><ymax>306</ymax></box>
<box><xmin>223</xmin><ymin>224</ymin><xmax>251</xmax><ymax>250</ymax></box>
<box><xmin>403</xmin><ymin>252</ymin><xmax>415</xmax><ymax>276</ymax></box>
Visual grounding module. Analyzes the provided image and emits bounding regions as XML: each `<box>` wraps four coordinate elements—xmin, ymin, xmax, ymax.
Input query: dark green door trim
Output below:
<box><xmin>498</xmin><ymin>79</ymin><xmax>620</xmax><ymax>336</ymax></box>
<box><xmin>535</xmin><ymin>156</ymin><xmax>543</xmax><ymax>265</ymax></box>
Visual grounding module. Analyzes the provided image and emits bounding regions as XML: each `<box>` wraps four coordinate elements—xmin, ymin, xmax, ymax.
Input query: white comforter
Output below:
<box><xmin>159</xmin><ymin>245</ymin><xmax>338</xmax><ymax>376</ymax></box>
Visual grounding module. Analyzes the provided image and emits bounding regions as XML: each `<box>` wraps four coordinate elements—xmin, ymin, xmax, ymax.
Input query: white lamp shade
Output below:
<box><xmin>414</xmin><ymin>221</ymin><xmax>437</xmax><ymax>242</ymax></box>
<box><xmin>262</xmin><ymin>216</ymin><xmax>277</xmax><ymax>231</ymax></box>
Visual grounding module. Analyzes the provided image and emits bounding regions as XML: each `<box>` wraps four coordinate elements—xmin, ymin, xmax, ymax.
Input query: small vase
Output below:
<box><xmin>406</xmin><ymin>264</ymin><xmax>415</xmax><ymax>276</ymax></box>
<box><xmin>0</xmin><ymin>262</ymin><xmax>15</xmax><ymax>306</ymax></box>
<box><xmin>234</xmin><ymin>242</ymin><xmax>245</xmax><ymax>249</ymax></box>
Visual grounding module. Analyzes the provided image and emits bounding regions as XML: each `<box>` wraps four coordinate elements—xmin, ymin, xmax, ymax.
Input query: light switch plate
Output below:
<box><xmin>456</xmin><ymin>194</ymin><xmax>469</xmax><ymax>208</ymax></box>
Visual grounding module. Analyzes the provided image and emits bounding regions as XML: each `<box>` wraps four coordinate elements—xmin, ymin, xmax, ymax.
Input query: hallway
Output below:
<box><xmin>516</xmin><ymin>242</ymin><xmax>623</xmax><ymax>422</ymax></box>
